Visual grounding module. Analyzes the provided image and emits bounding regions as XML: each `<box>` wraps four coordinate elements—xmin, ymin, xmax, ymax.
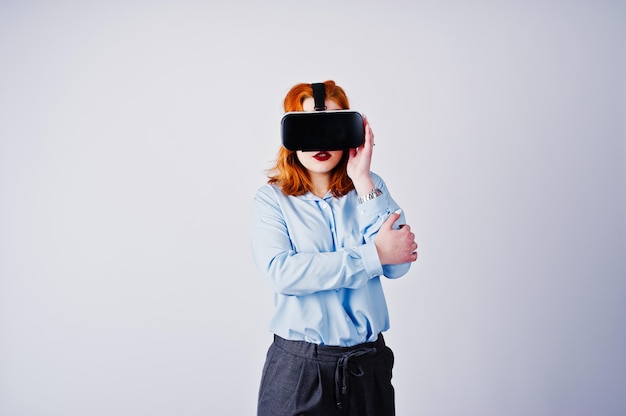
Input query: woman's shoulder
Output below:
<box><xmin>255</xmin><ymin>183</ymin><xmax>294</xmax><ymax>205</ymax></box>
<box><xmin>255</xmin><ymin>183</ymin><xmax>281</xmax><ymax>197</ymax></box>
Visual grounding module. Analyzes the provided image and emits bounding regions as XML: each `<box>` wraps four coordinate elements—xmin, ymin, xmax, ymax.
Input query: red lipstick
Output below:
<box><xmin>313</xmin><ymin>152</ymin><xmax>331</xmax><ymax>161</ymax></box>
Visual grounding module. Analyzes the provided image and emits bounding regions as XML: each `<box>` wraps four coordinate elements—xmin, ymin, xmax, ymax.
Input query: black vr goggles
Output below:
<box><xmin>281</xmin><ymin>82</ymin><xmax>365</xmax><ymax>151</ymax></box>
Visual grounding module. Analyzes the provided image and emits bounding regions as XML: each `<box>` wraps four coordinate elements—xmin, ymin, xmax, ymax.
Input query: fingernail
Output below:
<box><xmin>393</xmin><ymin>209</ymin><xmax>402</xmax><ymax>215</ymax></box>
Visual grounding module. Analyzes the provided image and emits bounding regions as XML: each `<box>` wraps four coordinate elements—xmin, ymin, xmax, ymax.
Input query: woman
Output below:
<box><xmin>251</xmin><ymin>80</ymin><xmax>418</xmax><ymax>416</ymax></box>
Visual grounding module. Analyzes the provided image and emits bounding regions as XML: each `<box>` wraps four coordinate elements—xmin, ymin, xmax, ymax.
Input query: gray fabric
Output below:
<box><xmin>257</xmin><ymin>334</ymin><xmax>395</xmax><ymax>416</ymax></box>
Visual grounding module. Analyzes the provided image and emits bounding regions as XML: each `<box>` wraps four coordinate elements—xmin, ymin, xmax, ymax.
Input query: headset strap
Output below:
<box><xmin>311</xmin><ymin>83</ymin><xmax>327</xmax><ymax>111</ymax></box>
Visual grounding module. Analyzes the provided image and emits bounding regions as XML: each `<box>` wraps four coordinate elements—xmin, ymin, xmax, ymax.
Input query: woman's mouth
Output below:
<box><xmin>313</xmin><ymin>151</ymin><xmax>331</xmax><ymax>161</ymax></box>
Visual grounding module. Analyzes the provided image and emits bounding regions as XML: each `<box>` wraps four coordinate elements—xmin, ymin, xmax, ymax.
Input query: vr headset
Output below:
<box><xmin>281</xmin><ymin>82</ymin><xmax>365</xmax><ymax>151</ymax></box>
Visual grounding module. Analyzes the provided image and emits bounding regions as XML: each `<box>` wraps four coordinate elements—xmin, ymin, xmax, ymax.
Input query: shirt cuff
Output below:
<box><xmin>360</xmin><ymin>240</ymin><xmax>384</xmax><ymax>277</ymax></box>
<box><xmin>357</xmin><ymin>190</ymin><xmax>390</xmax><ymax>217</ymax></box>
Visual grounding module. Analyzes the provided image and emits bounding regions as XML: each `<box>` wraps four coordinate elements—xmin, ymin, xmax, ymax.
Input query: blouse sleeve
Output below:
<box><xmin>356</xmin><ymin>172</ymin><xmax>412</xmax><ymax>279</ymax></box>
<box><xmin>251</xmin><ymin>185</ymin><xmax>384</xmax><ymax>296</ymax></box>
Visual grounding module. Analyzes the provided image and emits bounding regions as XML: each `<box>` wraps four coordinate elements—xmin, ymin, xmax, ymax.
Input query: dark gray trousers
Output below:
<box><xmin>257</xmin><ymin>334</ymin><xmax>395</xmax><ymax>416</ymax></box>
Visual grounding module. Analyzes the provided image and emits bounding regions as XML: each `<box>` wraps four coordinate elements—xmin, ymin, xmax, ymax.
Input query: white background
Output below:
<box><xmin>1</xmin><ymin>1</ymin><xmax>624</xmax><ymax>415</ymax></box>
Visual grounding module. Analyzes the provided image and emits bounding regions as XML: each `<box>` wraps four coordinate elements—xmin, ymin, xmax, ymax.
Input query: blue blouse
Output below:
<box><xmin>251</xmin><ymin>172</ymin><xmax>412</xmax><ymax>346</ymax></box>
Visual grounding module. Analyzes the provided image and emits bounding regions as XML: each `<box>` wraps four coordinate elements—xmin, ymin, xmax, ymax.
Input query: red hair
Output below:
<box><xmin>267</xmin><ymin>80</ymin><xmax>355</xmax><ymax>197</ymax></box>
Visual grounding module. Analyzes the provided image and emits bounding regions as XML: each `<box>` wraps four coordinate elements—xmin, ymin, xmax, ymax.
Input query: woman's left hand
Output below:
<box><xmin>347</xmin><ymin>116</ymin><xmax>376</xmax><ymax>194</ymax></box>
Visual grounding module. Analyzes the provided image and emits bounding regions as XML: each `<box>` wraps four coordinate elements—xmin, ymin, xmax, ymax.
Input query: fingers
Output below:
<box><xmin>398</xmin><ymin>224</ymin><xmax>418</xmax><ymax>262</ymax></box>
<box><xmin>397</xmin><ymin>240</ymin><xmax>418</xmax><ymax>263</ymax></box>
<box><xmin>362</xmin><ymin>116</ymin><xmax>374</xmax><ymax>147</ymax></box>
<box><xmin>375</xmin><ymin>223</ymin><xmax>419</xmax><ymax>265</ymax></box>
<box><xmin>410</xmin><ymin>235</ymin><xmax>418</xmax><ymax>259</ymax></box>
<box><xmin>376</xmin><ymin>208</ymin><xmax>419</xmax><ymax>264</ymax></box>
<box><xmin>382</xmin><ymin>211</ymin><xmax>401</xmax><ymax>230</ymax></box>
<box><xmin>405</xmin><ymin>240</ymin><xmax>419</xmax><ymax>262</ymax></box>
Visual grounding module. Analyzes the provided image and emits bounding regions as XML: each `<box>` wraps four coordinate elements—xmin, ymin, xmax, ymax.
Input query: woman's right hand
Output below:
<box><xmin>374</xmin><ymin>211</ymin><xmax>419</xmax><ymax>265</ymax></box>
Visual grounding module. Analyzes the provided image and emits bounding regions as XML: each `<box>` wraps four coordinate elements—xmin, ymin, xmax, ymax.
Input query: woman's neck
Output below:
<box><xmin>309</xmin><ymin>173</ymin><xmax>330</xmax><ymax>198</ymax></box>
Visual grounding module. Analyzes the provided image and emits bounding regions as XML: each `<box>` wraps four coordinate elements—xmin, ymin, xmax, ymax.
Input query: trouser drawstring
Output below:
<box><xmin>334</xmin><ymin>347</ymin><xmax>377</xmax><ymax>409</ymax></box>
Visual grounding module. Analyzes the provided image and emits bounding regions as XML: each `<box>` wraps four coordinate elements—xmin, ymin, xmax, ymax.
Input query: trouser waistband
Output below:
<box><xmin>272</xmin><ymin>334</ymin><xmax>386</xmax><ymax>409</ymax></box>
<box><xmin>272</xmin><ymin>333</ymin><xmax>386</xmax><ymax>360</ymax></box>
